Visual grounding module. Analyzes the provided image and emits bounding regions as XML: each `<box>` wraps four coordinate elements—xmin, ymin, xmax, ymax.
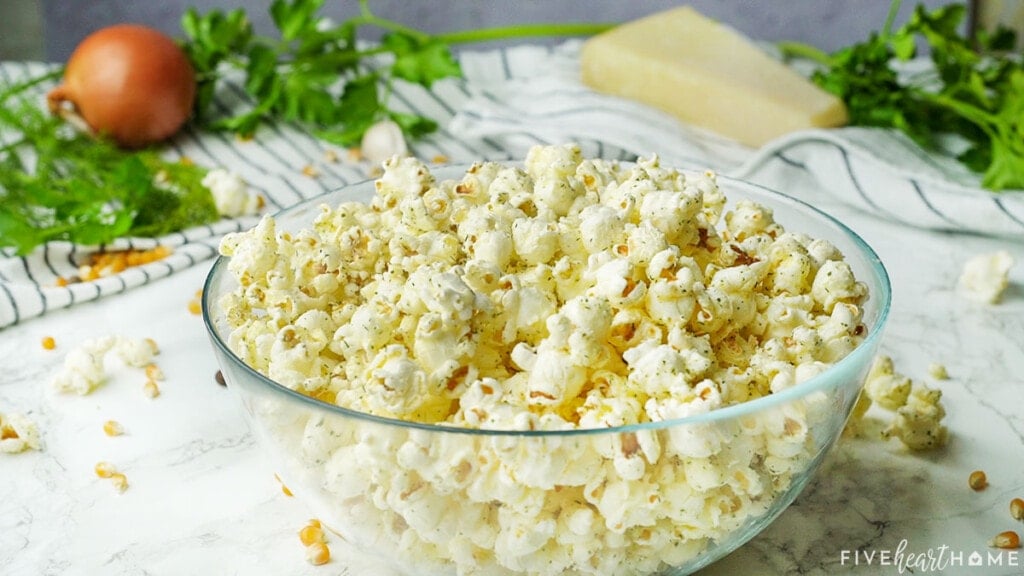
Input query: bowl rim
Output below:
<box><xmin>202</xmin><ymin>162</ymin><xmax>892</xmax><ymax>437</ymax></box>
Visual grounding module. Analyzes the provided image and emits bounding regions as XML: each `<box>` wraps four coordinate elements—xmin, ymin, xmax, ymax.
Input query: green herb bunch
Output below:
<box><xmin>780</xmin><ymin>0</ymin><xmax>1024</xmax><ymax>191</ymax></box>
<box><xmin>0</xmin><ymin>73</ymin><xmax>219</xmax><ymax>255</ymax></box>
<box><xmin>182</xmin><ymin>0</ymin><xmax>609</xmax><ymax>146</ymax></box>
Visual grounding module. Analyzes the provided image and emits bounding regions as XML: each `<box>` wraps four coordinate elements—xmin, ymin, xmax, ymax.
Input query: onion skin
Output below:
<box><xmin>47</xmin><ymin>24</ymin><xmax>196</xmax><ymax>149</ymax></box>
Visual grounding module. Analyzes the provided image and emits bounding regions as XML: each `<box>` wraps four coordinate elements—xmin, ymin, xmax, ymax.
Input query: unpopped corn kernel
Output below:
<box><xmin>110</xmin><ymin>472</ymin><xmax>129</xmax><ymax>494</ymax></box>
<box><xmin>299</xmin><ymin>523</ymin><xmax>325</xmax><ymax>546</ymax></box>
<box><xmin>969</xmin><ymin>470</ymin><xmax>988</xmax><ymax>491</ymax></box>
<box><xmin>991</xmin><ymin>530</ymin><xmax>1021</xmax><ymax>549</ymax></box>
<box><xmin>305</xmin><ymin>541</ymin><xmax>331</xmax><ymax>566</ymax></box>
<box><xmin>143</xmin><ymin>380</ymin><xmax>160</xmax><ymax>399</ymax></box>
<box><xmin>145</xmin><ymin>363</ymin><xmax>165</xmax><ymax>381</ymax></box>
<box><xmin>95</xmin><ymin>461</ymin><xmax>117</xmax><ymax>478</ymax></box>
<box><xmin>1010</xmin><ymin>498</ymin><xmax>1024</xmax><ymax>521</ymax></box>
<box><xmin>275</xmin><ymin>473</ymin><xmax>293</xmax><ymax>497</ymax></box>
<box><xmin>102</xmin><ymin>420</ymin><xmax>124</xmax><ymax>437</ymax></box>
<box><xmin>41</xmin><ymin>336</ymin><xmax>56</xmax><ymax>350</ymax></box>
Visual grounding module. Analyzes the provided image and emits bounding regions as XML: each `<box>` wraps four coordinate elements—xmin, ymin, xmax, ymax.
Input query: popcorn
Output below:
<box><xmin>51</xmin><ymin>336</ymin><xmax>159</xmax><ymax>395</ymax></box>
<box><xmin>217</xmin><ymin>144</ymin><xmax>872</xmax><ymax>575</ymax></box>
<box><xmin>202</xmin><ymin>168</ymin><xmax>260</xmax><ymax>218</ymax></box>
<box><xmin>958</xmin><ymin>250</ymin><xmax>1014</xmax><ymax>304</ymax></box>
<box><xmin>883</xmin><ymin>382</ymin><xmax>949</xmax><ymax>451</ymax></box>
<box><xmin>0</xmin><ymin>412</ymin><xmax>40</xmax><ymax>453</ymax></box>
<box><xmin>862</xmin><ymin>355</ymin><xmax>911</xmax><ymax>411</ymax></box>
<box><xmin>850</xmin><ymin>355</ymin><xmax>949</xmax><ymax>451</ymax></box>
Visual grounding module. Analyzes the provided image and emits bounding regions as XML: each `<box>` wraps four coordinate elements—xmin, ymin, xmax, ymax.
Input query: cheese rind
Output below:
<box><xmin>580</xmin><ymin>6</ymin><xmax>848</xmax><ymax>147</ymax></box>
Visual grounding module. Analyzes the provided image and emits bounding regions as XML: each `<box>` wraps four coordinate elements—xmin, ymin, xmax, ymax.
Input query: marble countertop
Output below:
<box><xmin>2</xmin><ymin>188</ymin><xmax>1023</xmax><ymax>576</ymax></box>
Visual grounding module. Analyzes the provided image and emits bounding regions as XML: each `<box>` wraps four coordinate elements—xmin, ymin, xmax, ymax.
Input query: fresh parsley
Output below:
<box><xmin>181</xmin><ymin>0</ymin><xmax>611</xmax><ymax>146</ymax></box>
<box><xmin>779</xmin><ymin>0</ymin><xmax>1024</xmax><ymax>191</ymax></box>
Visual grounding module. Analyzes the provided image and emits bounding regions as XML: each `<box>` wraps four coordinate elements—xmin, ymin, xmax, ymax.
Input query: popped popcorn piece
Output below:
<box><xmin>958</xmin><ymin>250</ymin><xmax>1014</xmax><ymax>304</ymax></box>
<box><xmin>217</xmin><ymin>144</ymin><xmax>873</xmax><ymax>575</ymax></box>
<box><xmin>0</xmin><ymin>412</ymin><xmax>41</xmax><ymax>453</ymax></box>
<box><xmin>928</xmin><ymin>362</ymin><xmax>949</xmax><ymax>380</ymax></box>
<box><xmin>850</xmin><ymin>354</ymin><xmax>950</xmax><ymax>450</ymax></box>
<box><xmin>51</xmin><ymin>336</ymin><xmax>116</xmax><ymax>395</ymax></box>
<box><xmin>51</xmin><ymin>336</ymin><xmax>160</xmax><ymax>395</ymax></box>
<box><xmin>883</xmin><ymin>381</ymin><xmax>949</xmax><ymax>451</ymax></box>
<box><xmin>862</xmin><ymin>355</ymin><xmax>911</xmax><ymax>411</ymax></box>
<box><xmin>203</xmin><ymin>168</ymin><xmax>261</xmax><ymax>218</ymax></box>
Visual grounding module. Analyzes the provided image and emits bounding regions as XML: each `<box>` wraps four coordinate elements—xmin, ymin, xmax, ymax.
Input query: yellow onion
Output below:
<box><xmin>47</xmin><ymin>24</ymin><xmax>196</xmax><ymax>148</ymax></box>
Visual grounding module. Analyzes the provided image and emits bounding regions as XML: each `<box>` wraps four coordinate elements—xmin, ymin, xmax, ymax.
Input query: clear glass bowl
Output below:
<box><xmin>202</xmin><ymin>166</ymin><xmax>890</xmax><ymax>576</ymax></box>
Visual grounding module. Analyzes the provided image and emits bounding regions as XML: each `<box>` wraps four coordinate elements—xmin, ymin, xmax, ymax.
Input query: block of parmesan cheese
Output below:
<box><xmin>580</xmin><ymin>6</ymin><xmax>848</xmax><ymax>147</ymax></box>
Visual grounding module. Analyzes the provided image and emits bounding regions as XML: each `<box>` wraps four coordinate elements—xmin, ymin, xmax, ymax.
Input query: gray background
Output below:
<box><xmin>3</xmin><ymin>1</ymin><xmax>960</xmax><ymax>63</ymax></box>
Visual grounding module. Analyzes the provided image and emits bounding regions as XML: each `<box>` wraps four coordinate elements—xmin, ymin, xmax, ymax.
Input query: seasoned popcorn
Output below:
<box><xmin>862</xmin><ymin>355</ymin><xmax>911</xmax><ymax>410</ymax></box>
<box><xmin>883</xmin><ymin>381</ymin><xmax>948</xmax><ymax>451</ymax></box>
<box><xmin>217</xmin><ymin>144</ymin><xmax>872</xmax><ymax>575</ymax></box>
<box><xmin>51</xmin><ymin>336</ymin><xmax>160</xmax><ymax>395</ymax></box>
<box><xmin>856</xmin><ymin>355</ymin><xmax>949</xmax><ymax>451</ymax></box>
<box><xmin>958</xmin><ymin>250</ymin><xmax>1014</xmax><ymax>304</ymax></box>
<box><xmin>0</xmin><ymin>411</ymin><xmax>40</xmax><ymax>454</ymax></box>
<box><xmin>203</xmin><ymin>168</ymin><xmax>260</xmax><ymax>218</ymax></box>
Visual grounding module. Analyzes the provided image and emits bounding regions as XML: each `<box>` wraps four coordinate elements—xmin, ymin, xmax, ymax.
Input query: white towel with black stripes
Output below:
<box><xmin>450</xmin><ymin>41</ymin><xmax>1024</xmax><ymax>241</ymax></box>
<box><xmin>3</xmin><ymin>40</ymin><xmax>1024</xmax><ymax>329</ymax></box>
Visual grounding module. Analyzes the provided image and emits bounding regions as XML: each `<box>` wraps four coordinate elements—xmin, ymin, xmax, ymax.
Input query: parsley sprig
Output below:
<box><xmin>181</xmin><ymin>0</ymin><xmax>611</xmax><ymax>145</ymax></box>
<box><xmin>779</xmin><ymin>0</ymin><xmax>1024</xmax><ymax>191</ymax></box>
<box><xmin>0</xmin><ymin>73</ymin><xmax>219</xmax><ymax>255</ymax></box>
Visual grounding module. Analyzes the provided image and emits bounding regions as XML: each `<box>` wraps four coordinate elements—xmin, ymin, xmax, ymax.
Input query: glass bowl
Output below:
<box><xmin>202</xmin><ymin>162</ymin><xmax>890</xmax><ymax>576</ymax></box>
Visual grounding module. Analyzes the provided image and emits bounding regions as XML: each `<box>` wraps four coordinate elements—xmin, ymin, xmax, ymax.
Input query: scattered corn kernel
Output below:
<box><xmin>41</xmin><ymin>336</ymin><xmax>56</xmax><ymax>350</ymax></box>
<box><xmin>275</xmin><ymin>473</ymin><xmax>294</xmax><ymax>497</ymax></box>
<box><xmin>95</xmin><ymin>461</ymin><xmax>117</xmax><ymax>478</ymax></box>
<box><xmin>308</xmin><ymin>519</ymin><xmax>321</xmax><ymax>529</ymax></box>
<box><xmin>143</xmin><ymin>379</ymin><xmax>160</xmax><ymax>399</ymax></box>
<box><xmin>969</xmin><ymin>470</ymin><xmax>988</xmax><ymax>491</ymax></box>
<box><xmin>78</xmin><ymin>247</ymin><xmax>173</xmax><ymax>281</ymax></box>
<box><xmin>302</xmin><ymin>164</ymin><xmax>320</xmax><ymax>178</ymax></box>
<box><xmin>110</xmin><ymin>472</ymin><xmax>129</xmax><ymax>494</ymax></box>
<box><xmin>188</xmin><ymin>299</ymin><xmax>202</xmax><ymax>315</ymax></box>
<box><xmin>1011</xmin><ymin>498</ymin><xmax>1024</xmax><ymax>521</ymax></box>
<box><xmin>991</xmin><ymin>530</ymin><xmax>1021</xmax><ymax>549</ymax></box>
<box><xmin>145</xmin><ymin>363</ymin><xmax>165</xmax><ymax>381</ymax></box>
<box><xmin>323</xmin><ymin>149</ymin><xmax>339</xmax><ymax>163</ymax></box>
<box><xmin>299</xmin><ymin>524</ymin><xmax>325</xmax><ymax>546</ymax></box>
<box><xmin>305</xmin><ymin>541</ymin><xmax>331</xmax><ymax>566</ymax></box>
<box><xmin>432</xmin><ymin>154</ymin><xmax>449</xmax><ymax>164</ymax></box>
<box><xmin>103</xmin><ymin>420</ymin><xmax>124</xmax><ymax>437</ymax></box>
<box><xmin>347</xmin><ymin>147</ymin><xmax>363</xmax><ymax>162</ymax></box>
<box><xmin>55</xmin><ymin>276</ymin><xmax>69</xmax><ymax>287</ymax></box>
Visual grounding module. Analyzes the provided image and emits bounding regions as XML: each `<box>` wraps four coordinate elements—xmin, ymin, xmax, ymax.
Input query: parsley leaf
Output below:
<box><xmin>781</xmin><ymin>0</ymin><xmax>1024</xmax><ymax>191</ymax></box>
<box><xmin>181</xmin><ymin>0</ymin><xmax>610</xmax><ymax>145</ymax></box>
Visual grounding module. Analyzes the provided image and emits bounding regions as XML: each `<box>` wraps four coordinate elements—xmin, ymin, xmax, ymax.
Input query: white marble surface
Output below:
<box><xmin>2</xmin><ymin>193</ymin><xmax>1023</xmax><ymax>576</ymax></box>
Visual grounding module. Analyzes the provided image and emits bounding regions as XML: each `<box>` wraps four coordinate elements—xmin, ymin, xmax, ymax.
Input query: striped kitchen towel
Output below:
<box><xmin>450</xmin><ymin>41</ymin><xmax>1024</xmax><ymax>240</ymax></box>
<box><xmin>0</xmin><ymin>52</ymin><xmax>644</xmax><ymax>329</ymax></box>
<box><xmin>4</xmin><ymin>39</ymin><xmax>1024</xmax><ymax>328</ymax></box>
